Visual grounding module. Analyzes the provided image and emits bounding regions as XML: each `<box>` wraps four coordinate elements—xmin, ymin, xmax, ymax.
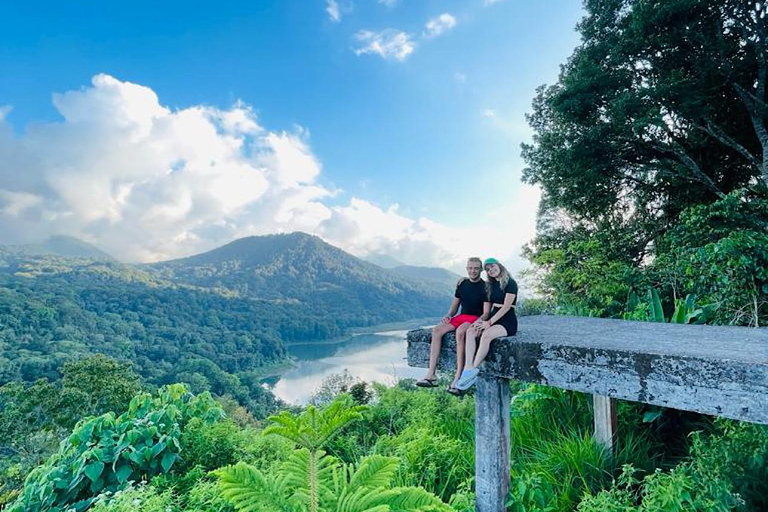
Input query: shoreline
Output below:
<box><xmin>284</xmin><ymin>316</ymin><xmax>439</xmax><ymax>347</ymax></box>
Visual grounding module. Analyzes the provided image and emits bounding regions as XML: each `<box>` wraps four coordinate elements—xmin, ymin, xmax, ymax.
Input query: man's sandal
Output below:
<box><xmin>416</xmin><ymin>377</ymin><xmax>439</xmax><ymax>388</ymax></box>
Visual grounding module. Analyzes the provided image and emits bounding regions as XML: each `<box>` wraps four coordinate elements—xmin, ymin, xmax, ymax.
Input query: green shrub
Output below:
<box><xmin>7</xmin><ymin>383</ymin><xmax>223</xmax><ymax>512</ymax></box>
<box><xmin>374</xmin><ymin>425</ymin><xmax>473</xmax><ymax>502</ymax></box>
<box><xmin>578</xmin><ymin>421</ymin><xmax>768</xmax><ymax>511</ymax></box>
<box><xmin>88</xmin><ymin>482</ymin><xmax>176</xmax><ymax>512</ymax></box>
<box><xmin>178</xmin><ymin>418</ymin><xmax>246</xmax><ymax>472</ymax></box>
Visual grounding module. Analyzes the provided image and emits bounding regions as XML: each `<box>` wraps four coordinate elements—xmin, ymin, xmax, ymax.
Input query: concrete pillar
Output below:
<box><xmin>475</xmin><ymin>374</ymin><xmax>511</xmax><ymax>512</ymax></box>
<box><xmin>593</xmin><ymin>394</ymin><xmax>617</xmax><ymax>455</ymax></box>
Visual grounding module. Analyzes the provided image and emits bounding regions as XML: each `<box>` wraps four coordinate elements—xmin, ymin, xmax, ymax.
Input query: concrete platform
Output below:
<box><xmin>407</xmin><ymin>315</ymin><xmax>768</xmax><ymax>424</ymax></box>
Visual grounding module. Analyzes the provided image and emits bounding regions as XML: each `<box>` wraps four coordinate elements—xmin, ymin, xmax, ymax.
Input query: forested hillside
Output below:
<box><xmin>148</xmin><ymin>232</ymin><xmax>452</xmax><ymax>318</ymax></box>
<box><xmin>0</xmin><ymin>233</ymin><xmax>448</xmax><ymax>405</ymax></box>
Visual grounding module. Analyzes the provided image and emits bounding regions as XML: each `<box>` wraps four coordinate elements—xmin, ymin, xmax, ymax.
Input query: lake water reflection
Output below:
<box><xmin>267</xmin><ymin>329</ymin><xmax>425</xmax><ymax>405</ymax></box>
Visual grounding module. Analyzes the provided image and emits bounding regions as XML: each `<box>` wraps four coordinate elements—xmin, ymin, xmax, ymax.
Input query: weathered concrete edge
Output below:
<box><xmin>406</xmin><ymin>329</ymin><xmax>768</xmax><ymax>425</ymax></box>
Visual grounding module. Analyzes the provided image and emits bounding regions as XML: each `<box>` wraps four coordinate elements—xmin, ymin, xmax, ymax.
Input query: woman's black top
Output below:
<box><xmin>488</xmin><ymin>277</ymin><xmax>519</xmax><ymax>335</ymax></box>
<box><xmin>488</xmin><ymin>278</ymin><xmax>518</xmax><ymax>307</ymax></box>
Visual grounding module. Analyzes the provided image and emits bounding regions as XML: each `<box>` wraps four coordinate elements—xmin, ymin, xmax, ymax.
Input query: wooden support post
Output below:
<box><xmin>593</xmin><ymin>394</ymin><xmax>617</xmax><ymax>454</ymax></box>
<box><xmin>475</xmin><ymin>374</ymin><xmax>511</xmax><ymax>512</ymax></box>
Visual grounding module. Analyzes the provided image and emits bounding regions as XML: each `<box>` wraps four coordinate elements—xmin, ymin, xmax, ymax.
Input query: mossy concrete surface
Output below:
<box><xmin>407</xmin><ymin>315</ymin><xmax>768</xmax><ymax>424</ymax></box>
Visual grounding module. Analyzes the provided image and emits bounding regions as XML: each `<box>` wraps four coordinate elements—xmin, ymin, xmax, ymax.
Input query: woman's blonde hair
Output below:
<box><xmin>485</xmin><ymin>261</ymin><xmax>511</xmax><ymax>299</ymax></box>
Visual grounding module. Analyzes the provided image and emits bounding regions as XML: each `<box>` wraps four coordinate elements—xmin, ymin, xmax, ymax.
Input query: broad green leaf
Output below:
<box><xmin>83</xmin><ymin>462</ymin><xmax>104</xmax><ymax>483</ymax></box>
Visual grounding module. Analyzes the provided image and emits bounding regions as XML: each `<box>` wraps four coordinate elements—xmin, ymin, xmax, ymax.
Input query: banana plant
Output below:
<box><xmin>669</xmin><ymin>294</ymin><xmax>715</xmax><ymax>325</ymax></box>
<box><xmin>625</xmin><ymin>288</ymin><xmax>715</xmax><ymax>324</ymax></box>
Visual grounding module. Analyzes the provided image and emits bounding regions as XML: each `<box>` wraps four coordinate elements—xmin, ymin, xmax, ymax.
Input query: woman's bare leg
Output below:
<box><xmin>464</xmin><ymin>326</ymin><xmax>480</xmax><ymax>370</ymax></box>
<box><xmin>472</xmin><ymin>325</ymin><xmax>508</xmax><ymax>368</ymax></box>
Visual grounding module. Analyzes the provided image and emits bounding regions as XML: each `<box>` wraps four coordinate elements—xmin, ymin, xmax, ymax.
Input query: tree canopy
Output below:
<box><xmin>522</xmin><ymin>0</ymin><xmax>768</xmax><ymax>324</ymax></box>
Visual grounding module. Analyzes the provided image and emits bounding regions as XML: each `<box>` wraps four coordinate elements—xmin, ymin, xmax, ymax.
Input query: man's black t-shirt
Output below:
<box><xmin>488</xmin><ymin>278</ymin><xmax>518</xmax><ymax>307</ymax></box>
<box><xmin>454</xmin><ymin>279</ymin><xmax>486</xmax><ymax>317</ymax></box>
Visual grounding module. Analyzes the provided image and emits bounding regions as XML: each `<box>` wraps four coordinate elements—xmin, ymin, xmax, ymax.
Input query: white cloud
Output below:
<box><xmin>424</xmin><ymin>13</ymin><xmax>457</xmax><ymax>38</ymax></box>
<box><xmin>484</xmin><ymin>0</ymin><xmax>503</xmax><ymax>5</ymax></box>
<box><xmin>454</xmin><ymin>72</ymin><xmax>467</xmax><ymax>84</ymax></box>
<box><xmin>0</xmin><ymin>75</ymin><xmax>539</xmax><ymax>275</ymax></box>
<box><xmin>482</xmin><ymin>108</ymin><xmax>497</xmax><ymax>118</ymax></box>
<box><xmin>326</xmin><ymin>0</ymin><xmax>341</xmax><ymax>22</ymax></box>
<box><xmin>378</xmin><ymin>0</ymin><xmax>399</xmax><ymax>6</ymax></box>
<box><xmin>354</xmin><ymin>30</ymin><xmax>415</xmax><ymax>61</ymax></box>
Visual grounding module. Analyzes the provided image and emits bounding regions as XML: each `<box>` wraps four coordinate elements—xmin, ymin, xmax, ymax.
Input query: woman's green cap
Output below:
<box><xmin>483</xmin><ymin>257</ymin><xmax>499</xmax><ymax>266</ymax></box>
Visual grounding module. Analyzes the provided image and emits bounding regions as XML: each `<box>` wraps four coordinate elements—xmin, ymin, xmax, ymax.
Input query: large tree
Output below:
<box><xmin>522</xmin><ymin>0</ymin><xmax>768</xmax><ymax>318</ymax></box>
<box><xmin>524</xmin><ymin>0</ymin><xmax>767</xmax><ymax>226</ymax></box>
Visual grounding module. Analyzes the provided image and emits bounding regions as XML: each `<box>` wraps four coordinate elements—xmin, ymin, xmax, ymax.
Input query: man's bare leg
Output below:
<box><xmin>452</xmin><ymin>322</ymin><xmax>471</xmax><ymax>386</ymax></box>
<box><xmin>422</xmin><ymin>322</ymin><xmax>456</xmax><ymax>381</ymax></box>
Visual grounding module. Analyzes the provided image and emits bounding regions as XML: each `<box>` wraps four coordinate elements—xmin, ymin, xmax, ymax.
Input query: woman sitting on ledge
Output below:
<box><xmin>456</xmin><ymin>257</ymin><xmax>517</xmax><ymax>391</ymax></box>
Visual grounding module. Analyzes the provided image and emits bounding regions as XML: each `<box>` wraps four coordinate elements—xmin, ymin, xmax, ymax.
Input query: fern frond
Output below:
<box><xmin>315</xmin><ymin>401</ymin><xmax>368</xmax><ymax>447</ymax></box>
<box><xmin>265</xmin><ymin>401</ymin><xmax>369</xmax><ymax>451</ymax></box>
<box><xmin>348</xmin><ymin>455</ymin><xmax>399</xmax><ymax>491</ymax></box>
<box><xmin>363</xmin><ymin>487</ymin><xmax>453</xmax><ymax>512</ymax></box>
<box><xmin>214</xmin><ymin>462</ymin><xmax>298</xmax><ymax>512</ymax></box>
<box><xmin>336</xmin><ymin>484</ymin><xmax>391</xmax><ymax>512</ymax></box>
<box><xmin>264</xmin><ymin>412</ymin><xmax>314</xmax><ymax>448</ymax></box>
<box><xmin>281</xmin><ymin>447</ymin><xmax>339</xmax><ymax>512</ymax></box>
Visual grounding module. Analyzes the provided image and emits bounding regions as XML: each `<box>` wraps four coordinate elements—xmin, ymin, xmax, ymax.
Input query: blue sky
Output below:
<box><xmin>0</xmin><ymin>0</ymin><xmax>583</xmax><ymax>272</ymax></box>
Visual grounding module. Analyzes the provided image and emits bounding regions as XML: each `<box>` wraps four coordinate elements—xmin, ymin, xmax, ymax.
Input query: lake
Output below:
<box><xmin>266</xmin><ymin>328</ymin><xmax>427</xmax><ymax>404</ymax></box>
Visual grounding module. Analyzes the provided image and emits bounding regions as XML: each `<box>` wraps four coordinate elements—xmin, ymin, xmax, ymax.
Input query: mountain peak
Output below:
<box><xmin>0</xmin><ymin>235</ymin><xmax>114</xmax><ymax>260</ymax></box>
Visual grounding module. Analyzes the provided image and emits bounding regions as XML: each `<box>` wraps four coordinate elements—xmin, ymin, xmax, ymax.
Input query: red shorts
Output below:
<box><xmin>449</xmin><ymin>314</ymin><xmax>479</xmax><ymax>328</ymax></box>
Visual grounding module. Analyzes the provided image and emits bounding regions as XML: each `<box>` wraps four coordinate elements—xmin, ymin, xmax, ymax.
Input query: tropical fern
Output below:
<box><xmin>363</xmin><ymin>487</ymin><xmax>454</xmax><ymax>512</ymax></box>
<box><xmin>282</xmin><ymin>448</ymin><xmax>337</xmax><ymax>511</ymax></box>
<box><xmin>217</xmin><ymin>399</ymin><xmax>451</xmax><ymax>512</ymax></box>
<box><xmin>217</xmin><ymin>455</ymin><xmax>451</xmax><ymax>512</ymax></box>
<box><xmin>215</xmin><ymin>461</ymin><xmax>299</xmax><ymax>512</ymax></box>
<box><xmin>348</xmin><ymin>455</ymin><xmax>399</xmax><ymax>490</ymax></box>
<box><xmin>264</xmin><ymin>399</ymin><xmax>368</xmax><ymax>451</ymax></box>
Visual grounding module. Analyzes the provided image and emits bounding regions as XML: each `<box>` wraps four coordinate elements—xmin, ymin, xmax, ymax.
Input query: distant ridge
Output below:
<box><xmin>150</xmin><ymin>232</ymin><xmax>449</xmax><ymax>327</ymax></box>
<box><xmin>391</xmin><ymin>265</ymin><xmax>462</xmax><ymax>291</ymax></box>
<box><xmin>0</xmin><ymin>235</ymin><xmax>114</xmax><ymax>260</ymax></box>
<box><xmin>364</xmin><ymin>253</ymin><xmax>405</xmax><ymax>269</ymax></box>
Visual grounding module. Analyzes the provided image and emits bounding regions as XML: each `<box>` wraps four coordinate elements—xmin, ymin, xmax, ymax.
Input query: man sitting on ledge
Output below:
<box><xmin>416</xmin><ymin>256</ymin><xmax>488</xmax><ymax>395</ymax></box>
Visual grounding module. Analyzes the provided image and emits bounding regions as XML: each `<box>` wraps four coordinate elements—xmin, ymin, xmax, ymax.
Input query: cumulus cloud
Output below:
<box><xmin>424</xmin><ymin>13</ymin><xmax>456</xmax><ymax>38</ymax></box>
<box><xmin>326</xmin><ymin>0</ymin><xmax>341</xmax><ymax>22</ymax></box>
<box><xmin>0</xmin><ymin>75</ymin><xmax>536</xmax><ymax>274</ymax></box>
<box><xmin>354</xmin><ymin>30</ymin><xmax>415</xmax><ymax>61</ymax></box>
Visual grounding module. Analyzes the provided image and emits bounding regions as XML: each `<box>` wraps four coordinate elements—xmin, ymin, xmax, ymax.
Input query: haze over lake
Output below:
<box><xmin>268</xmin><ymin>329</ymin><xmax>425</xmax><ymax>405</ymax></box>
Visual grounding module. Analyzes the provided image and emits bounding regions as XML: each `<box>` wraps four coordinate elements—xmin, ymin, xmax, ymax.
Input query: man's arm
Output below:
<box><xmin>441</xmin><ymin>297</ymin><xmax>461</xmax><ymax>323</ymax></box>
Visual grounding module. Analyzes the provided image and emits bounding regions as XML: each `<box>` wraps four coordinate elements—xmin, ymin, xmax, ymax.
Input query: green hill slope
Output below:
<box><xmin>149</xmin><ymin>232</ymin><xmax>448</xmax><ymax>329</ymax></box>
<box><xmin>0</xmin><ymin>233</ymin><xmax>447</xmax><ymax>410</ymax></box>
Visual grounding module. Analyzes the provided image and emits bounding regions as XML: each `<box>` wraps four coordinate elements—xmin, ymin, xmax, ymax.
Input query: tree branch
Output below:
<box><xmin>695</xmin><ymin>120</ymin><xmax>762</xmax><ymax>168</ymax></box>
<box><xmin>645</xmin><ymin>141</ymin><xmax>727</xmax><ymax>198</ymax></box>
